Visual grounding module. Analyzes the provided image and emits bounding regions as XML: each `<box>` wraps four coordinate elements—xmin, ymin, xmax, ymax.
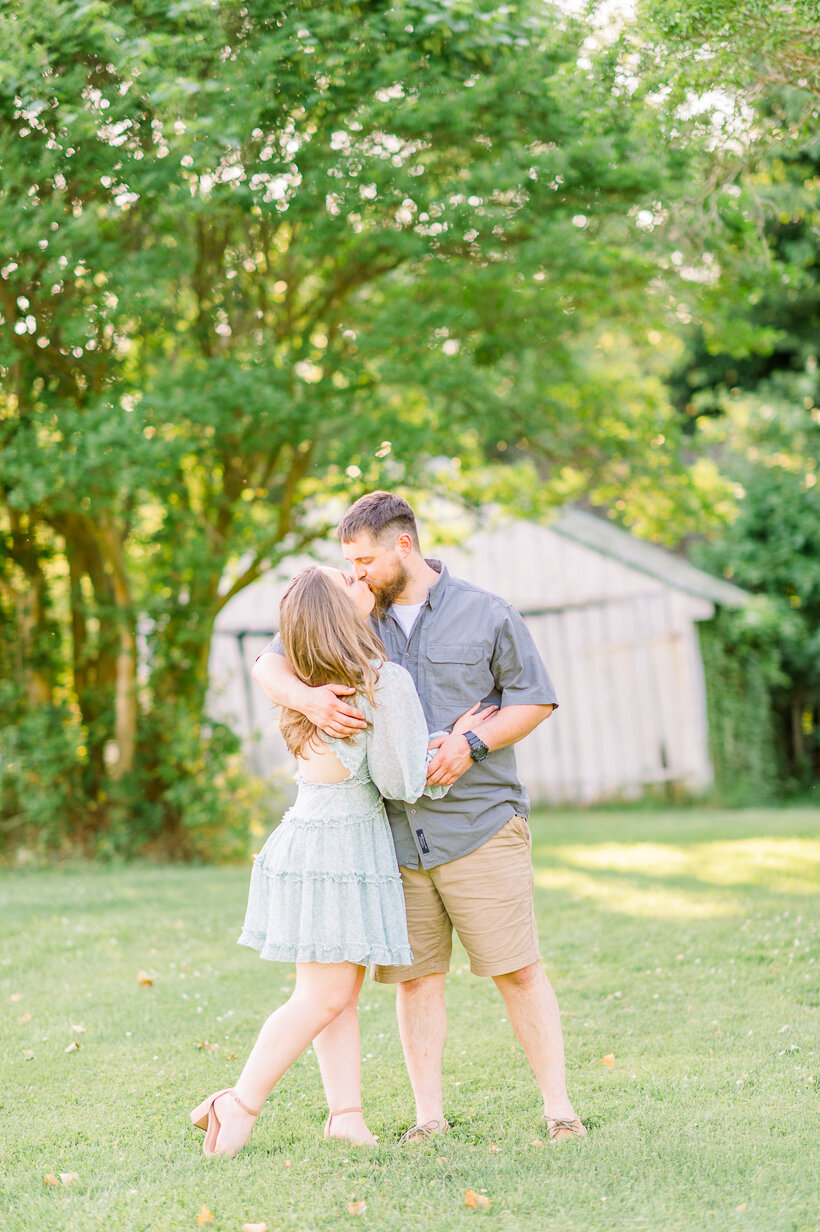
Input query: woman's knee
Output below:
<box><xmin>294</xmin><ymin>971</ymin><xmax>359</xmax><ymax>1020</ymax></box>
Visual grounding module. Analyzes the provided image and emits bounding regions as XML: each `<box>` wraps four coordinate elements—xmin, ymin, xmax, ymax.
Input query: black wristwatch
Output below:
<box><xmin>463</xmin><ymin>730</ymin><xmax>489</xmax><ymax>762</ymax></box>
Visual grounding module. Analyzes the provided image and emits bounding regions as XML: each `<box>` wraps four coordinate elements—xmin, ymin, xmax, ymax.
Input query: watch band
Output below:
<box><xmin>463</xmin><ymin>730</ymin><xmax>489</xmax><ymax>761</ymax></box>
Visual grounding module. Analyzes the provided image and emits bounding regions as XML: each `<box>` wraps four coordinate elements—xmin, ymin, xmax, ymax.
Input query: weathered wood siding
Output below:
<box><xmin>210</xmin><ymin>518</ymin><xmax>716</xmax><ymax>802</ymax></box>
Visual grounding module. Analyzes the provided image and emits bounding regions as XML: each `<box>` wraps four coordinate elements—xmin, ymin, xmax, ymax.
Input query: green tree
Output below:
<box><xmin>1</xmin><ymin>0</ymin><xmax>707</xmax><ymax>857</ymax></box>
<box><xmin>615</xmin><ymin>1</ymin><xmax>820</xmax><ymax>788</ymax></box>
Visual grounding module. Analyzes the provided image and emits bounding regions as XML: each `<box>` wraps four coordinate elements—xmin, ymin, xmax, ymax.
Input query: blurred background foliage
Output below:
<box><xmin>1</xmin><ymin>0</ymin><xmax>817</xmax><ymax>859</ymax></box>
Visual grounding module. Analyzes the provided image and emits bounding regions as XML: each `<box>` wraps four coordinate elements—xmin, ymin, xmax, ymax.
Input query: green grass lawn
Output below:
<box><xmin>1</xmin><ymin>807</ymin><xmax>818</xmax><ymax>1232</ymax></box>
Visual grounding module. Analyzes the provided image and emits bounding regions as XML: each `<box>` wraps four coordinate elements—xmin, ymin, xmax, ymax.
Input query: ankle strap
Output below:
<box><xmin>329</xmin><ymin>1106</ymin><xmax>361</xmax><ymax>1117</ymax></box>
<box><xmin>230</xmin><ymin>1089</ymin><xmax>263</xmax><ymax>1117</ymax></box>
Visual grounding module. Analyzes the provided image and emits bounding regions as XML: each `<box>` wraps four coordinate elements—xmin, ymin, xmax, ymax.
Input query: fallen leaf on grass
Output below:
<box><xmin>489</xmin><ymin>1144</ymin><xmax>501</xmax><ymax>1153</ymax></box>
<box><xmin>241</xmin><ymin>1224</ymin><xmax>267</xmax><ymax>1232</ymax></box>
<box><xmin>348</xmin><ymin>1200</ymin><xmax>367</xmax><ymax>1215</ymax></box>
<box><xmin>43</xmin><ymin>1174</ymin><xmax>59</xmax><ymax>1186</ymax></box>
<box><xmin>528</xmin><ymin>1137</ymin><xmax>544</xmax><ymax>1148</ymax></box>
<box><xmin>465</xmin><ymin>1190</ymin><xmax>491</xmax><ymax>1209</ymax></box>
<box><xmin>137</xmin><ymin>970</ymin><xmax>153</xmax><ymax>986</ymax></box>
<box><xmin>65</xmin><ymin>1042</ymin><xmax>80</xmax><ymax>1053</ymax></box>
<box><xmin>602</xmin><ymin>1053</ymin><xmax>615</xmax><ymax>1067</ymax></box>
<box><xmin>736</xmin><ymin>1204</ymin><xmax>747</xmax><ymax>1212</ymax></box>
<box><xmin>20</xmin><ymin>1012</ymin><xmax>32</xmax><ymax>1023</ymax></box>
<box><xmin>195</xmin><ymin>1041</ymin><xmax>215</xmax><ymax>1050</ymax></box>
<box><xmin>23</xmin><ymin>1049</ymin><xmax>34</xmax><ymax>1061</ymax></box>
<box><xmin>283</xmin><ymin>1159</ymin><xmax>292</xmax><ymax>1168</ymax></box>
<box><xmin>59</xmin><ymin>1173</ymin><xmax>79</xmax><ymax>1186</ymax></box>
<box><xmin>196</xmin><ymin>1205</ymin><xmax>214</xmax><ymax>1225</ymax></box>
<box><xmin>11</xmin><ymin>993</ymin><xmax>23</xmax><ymax>1002</ymax></box>
<box><xmin>70</xmin><ymin>1023</ymin><xmax>87</xmax><ymax>1034</ymax></box>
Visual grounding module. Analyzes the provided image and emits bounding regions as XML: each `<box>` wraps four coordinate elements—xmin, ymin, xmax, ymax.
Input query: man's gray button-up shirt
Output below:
<box><xmin>261</xmin><ymin>561</ymin><xmax>558</xmax><ymax>870</ymax></box>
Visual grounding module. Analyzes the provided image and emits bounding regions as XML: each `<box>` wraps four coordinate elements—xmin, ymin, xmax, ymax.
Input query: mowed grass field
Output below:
<box><xmin>1</xmin><ymin>806</ymin><xmax>818</xmax><ymax>1232</ymax></box>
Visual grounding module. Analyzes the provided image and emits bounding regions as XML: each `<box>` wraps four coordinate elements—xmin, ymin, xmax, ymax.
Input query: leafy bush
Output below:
<box><xmin>0</xmin><ymin>687</ymin><xmax>276</xmax><ymax>864</ymax></box>
<box><xmin>698</xmin><ymin>599</ymin><xmax>794</xmax><ymax>804</ymax></box>
<box><xmin>0</xmin><ymin>694</ymin><xmax>89</xmax><ymax>857</ymax></box>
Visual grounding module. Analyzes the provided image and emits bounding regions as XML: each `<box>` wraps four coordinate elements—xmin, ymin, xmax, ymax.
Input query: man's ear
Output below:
<box><xmin>396</xmin><ymin>532</ymin><xmax>414</xmax><ymax>557</ymax></box>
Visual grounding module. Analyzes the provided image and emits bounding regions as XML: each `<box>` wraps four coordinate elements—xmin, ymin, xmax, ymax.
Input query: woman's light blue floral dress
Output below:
<box><xmin>239</xmin><ymin>661</ymin><xmax>448</xmax><ymax>966</ymax></box>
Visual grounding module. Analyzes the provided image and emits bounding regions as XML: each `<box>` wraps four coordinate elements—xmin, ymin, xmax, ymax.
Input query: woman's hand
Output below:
<box><xmin>451</xmin><ymin>701</ymin><xmax>498</xmax><ymax>737</ymax></box>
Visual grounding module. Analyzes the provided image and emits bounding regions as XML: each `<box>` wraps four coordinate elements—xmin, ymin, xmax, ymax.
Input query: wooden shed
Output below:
<box><xmin>209</xmin><ymin>508</ymin><xmax>746</xmax><ymax>804</ymax></box>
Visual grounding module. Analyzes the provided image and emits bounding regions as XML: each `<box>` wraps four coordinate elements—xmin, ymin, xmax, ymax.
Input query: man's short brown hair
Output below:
<box><xmin>337</xmin><ymin>490</ymin><xmax>420</xmax><ymax>550</ymax></box>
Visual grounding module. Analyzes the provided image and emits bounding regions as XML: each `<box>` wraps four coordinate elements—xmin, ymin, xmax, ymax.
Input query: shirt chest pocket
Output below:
<box><xmin>425</xmin><ymin>642</ymin><xmax>493</xmax><ymax>714</ymax></box>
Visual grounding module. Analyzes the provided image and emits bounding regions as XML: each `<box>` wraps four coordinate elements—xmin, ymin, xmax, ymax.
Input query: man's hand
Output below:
<box><xmin>426</xmin><ymin>732</ymin><xmax>473</xmax><ymax>786</ymax></box>
<box><xmin>425</xmin><ymin>702</ymin><xmax>554</xmax><ymax>786</ymax></box>
<box><xmin>304</xmin><ymin>684</ymin><xmax>367</xmax><ymax>738</ymax></box>
<box><xmin>252</xmin><ymin>653</ymin><xmax>367</xmax><ymax>737</ymax></box>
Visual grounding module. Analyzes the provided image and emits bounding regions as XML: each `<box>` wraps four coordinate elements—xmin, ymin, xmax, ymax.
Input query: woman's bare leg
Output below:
<box><xmin>312</xmin><ymin>965</ymin><xmax>375</xmax><ymax>1144</ymax></box>
<box><xmin>211</xmin><ymin>962</ymin><xmax>360</xmax><ymax>1155</ymax></box>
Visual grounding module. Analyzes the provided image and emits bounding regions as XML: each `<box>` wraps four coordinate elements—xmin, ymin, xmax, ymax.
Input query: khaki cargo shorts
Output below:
<box><xmin>372</xmin><ymin>814</ymin><xmax>540</xmax><ymax>983</ymax></box>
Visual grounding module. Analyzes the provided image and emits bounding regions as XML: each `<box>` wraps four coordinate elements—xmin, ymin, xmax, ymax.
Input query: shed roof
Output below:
<box><xmin>551</xmin><ymin>508</ymin><xmax>748</xmax><ymax>608</ymax></box>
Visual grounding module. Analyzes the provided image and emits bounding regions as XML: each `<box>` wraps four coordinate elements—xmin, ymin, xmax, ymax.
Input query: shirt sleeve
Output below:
<box><xmin>255</xmin><ymin>633</ymin><xmax>284</xmax><ymax>661</ymax></box>
<box><xmin>491</xmin><ymin>606</ymin><xmax>559</xmax><ymax>709</ymax></box>
<box><xmin>365</xmin><ymin>663</ymin><xmax>450</xmax><ymax>802</ymax></box>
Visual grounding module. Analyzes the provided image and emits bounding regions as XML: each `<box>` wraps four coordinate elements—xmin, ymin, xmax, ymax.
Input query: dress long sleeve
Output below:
<box><xmin>364</xmin><ymin>662</ymin><xmax>450</xmax><ymax>803</ymax></box>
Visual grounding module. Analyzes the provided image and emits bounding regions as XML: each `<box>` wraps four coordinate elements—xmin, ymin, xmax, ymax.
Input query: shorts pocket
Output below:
<box><xmin>508</xmin><ymin>814</ymin><xmax>532</xmax><ymax>847</ymax></box>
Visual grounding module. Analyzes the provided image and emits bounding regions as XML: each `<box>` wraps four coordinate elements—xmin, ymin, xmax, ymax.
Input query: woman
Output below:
<box><xmin>190</xmin><ymin>565</ymin><xmax>493</xmax><ymax>1156</ymax></box>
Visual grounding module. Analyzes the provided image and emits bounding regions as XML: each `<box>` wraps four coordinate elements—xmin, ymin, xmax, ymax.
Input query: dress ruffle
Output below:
<box><xmin>239</xmin><ymin>766</ymin><xmax>412</xmax><ymax>967</ymax></box>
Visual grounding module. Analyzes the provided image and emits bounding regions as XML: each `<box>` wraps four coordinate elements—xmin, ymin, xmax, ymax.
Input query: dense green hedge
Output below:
<box><xmin>698</xmin><ymin>605</ymin><xmax>784</xmax><ymax>805</ymax></box>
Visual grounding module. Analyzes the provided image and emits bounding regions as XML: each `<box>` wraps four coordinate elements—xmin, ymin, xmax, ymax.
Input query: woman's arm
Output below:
<box><xmin>365</xmin><ymin>664</ymin><xmax>451</xmax><ymax>802</ymax></box>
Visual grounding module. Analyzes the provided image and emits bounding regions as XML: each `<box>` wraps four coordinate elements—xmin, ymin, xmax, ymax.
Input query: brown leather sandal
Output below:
<box><xmin>544</xmin><ymin>1114</ymin><xmax>587</xmax><ymax>1143</ymax></box>
<box><xmin>398</xmin><ymin>1118</ymin><xmax>450</xmax><ymax>1145</ymax></box>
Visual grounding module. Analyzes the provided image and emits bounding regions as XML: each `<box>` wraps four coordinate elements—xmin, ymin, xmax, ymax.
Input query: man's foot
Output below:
<box><xmin>398</xmin><ymin>1118</ymin><xmax>450</xmax><ymax>1145</ymax></box>
<box><xmin>543</xmin><ymin>1113</ymin><xmax>586</xmax><ymax>1143</ymax></box>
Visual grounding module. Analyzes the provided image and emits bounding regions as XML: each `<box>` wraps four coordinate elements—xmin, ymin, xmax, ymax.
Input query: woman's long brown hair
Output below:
<box><xmin>277</xmin><ymin>566</ymin><xmax>386</xmax><ymax>757</ymax></box>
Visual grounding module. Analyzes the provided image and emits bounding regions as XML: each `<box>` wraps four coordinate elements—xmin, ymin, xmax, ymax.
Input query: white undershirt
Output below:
<box><xmin>390</xmin><ymin>601</ymin><xmax>423</xmax><ymax>639</ymax></box>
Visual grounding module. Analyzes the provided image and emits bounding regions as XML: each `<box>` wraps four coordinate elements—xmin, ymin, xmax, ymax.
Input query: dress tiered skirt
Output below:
<box><xmin>238</xmin><ymin>776</ymin><xmax>412</xmax><ymax>966</ymax></box>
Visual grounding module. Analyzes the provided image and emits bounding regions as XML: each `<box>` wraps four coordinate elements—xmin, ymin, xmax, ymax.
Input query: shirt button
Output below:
<box><xmin>410</xmin><ymin>809</ymin><xmax>416</xmax><ymax>815</ymax></box>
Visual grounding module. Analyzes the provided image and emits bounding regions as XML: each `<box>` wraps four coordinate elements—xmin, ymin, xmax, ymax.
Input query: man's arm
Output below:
<box><xmin>251</xmin><ymin>653</ymin><xmax>367</xmax><ymax>738</ymax></box>
<box><xmin>426</xmin><ymin>703</ymin><xmax>554</xmax><ymax>786</ymax></box>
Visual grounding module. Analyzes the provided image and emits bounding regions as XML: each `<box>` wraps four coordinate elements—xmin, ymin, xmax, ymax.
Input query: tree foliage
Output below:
<box><xmin>1</xmin><ymin>0</ymin><xmax>702</xmax><ymax>857</ymax></box>
<box><xmin>626</xmin><ymin>0</ymin><xmax>820</xmax><ymax>789</ymax></box>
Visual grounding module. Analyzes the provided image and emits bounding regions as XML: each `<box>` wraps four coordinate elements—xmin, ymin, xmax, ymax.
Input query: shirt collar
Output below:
<box><xmin>424</xmin><ymin>559</ymin><xmax>449</xmax><ymax>610</ymax></box>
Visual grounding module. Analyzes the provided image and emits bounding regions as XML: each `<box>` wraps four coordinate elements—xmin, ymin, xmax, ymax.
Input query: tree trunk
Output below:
<box><xmin>7</xmin><ymin>510</ymin><xmax>53</xmax><ymax>707</ymax></box>
<box><xmin>96</xmin><ymin>517</ymin><xmax>138</xmax><ymax>779</ymax></box>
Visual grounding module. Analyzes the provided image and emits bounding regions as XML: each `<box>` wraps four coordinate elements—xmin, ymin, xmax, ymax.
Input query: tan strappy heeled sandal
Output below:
<box><xmin>323</xmin><ymin>1106</ymin><xmax>376</xmax><ymax>1145</ymax></box>
<box><xmin>324</xmin><ymin>1105</ymin><xmax>362</xmax><ymax>1139</ymax></box>
<box><xmin>190</xmin><ymin>1088</ymin><xmax>263</xmax><ymax>1157</ymax></box>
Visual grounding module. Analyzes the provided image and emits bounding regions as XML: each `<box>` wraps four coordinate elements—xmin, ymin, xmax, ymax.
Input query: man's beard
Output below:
<box><xmin>371</xmin><ymin>561</ymin><xmax>410</xmax><ymax>617</ymax></box>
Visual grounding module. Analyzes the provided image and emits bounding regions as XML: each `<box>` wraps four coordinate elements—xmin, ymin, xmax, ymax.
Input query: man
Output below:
<box><xmin>252</xmin><ymin>491</ymin><xmax>585</xmax><ymax>1143</ymax></box>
